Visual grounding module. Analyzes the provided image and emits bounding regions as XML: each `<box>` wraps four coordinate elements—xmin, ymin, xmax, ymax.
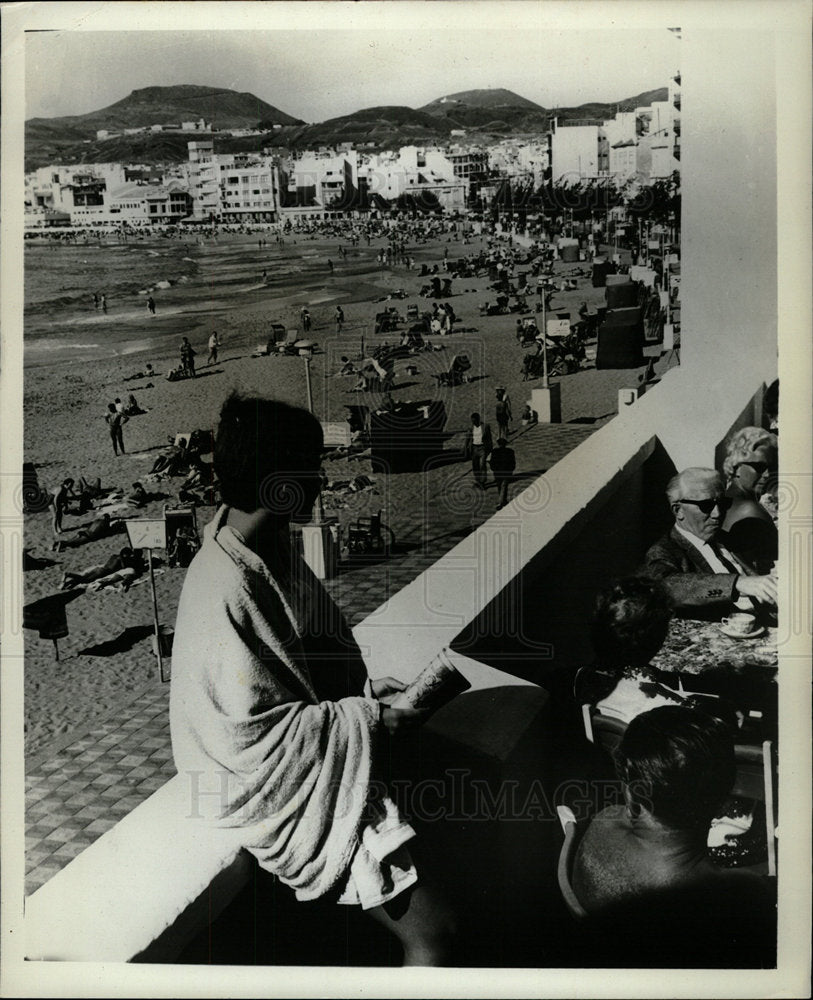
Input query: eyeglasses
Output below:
<box><xmin>679</xmin><ymin>496</ymin><xmax>731</xmax><ymax>515</ymax></box>
<box><xmin>737</xmin><ymin>461</ymin><xmax>771</xmax><ymax>476</ymax></box>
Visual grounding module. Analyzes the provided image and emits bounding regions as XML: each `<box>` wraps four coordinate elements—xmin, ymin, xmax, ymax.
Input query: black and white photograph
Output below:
<box><xmin>1</xmin><ymin>2</ymin><xmax>810</xmax><ymax>996</ymax></box>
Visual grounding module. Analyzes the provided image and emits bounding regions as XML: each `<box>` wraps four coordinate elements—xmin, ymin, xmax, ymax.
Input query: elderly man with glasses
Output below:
<box><xmin>644</xmin><ymin>467</ymin><xmax>778</xmax><ymax>616</ymax></box>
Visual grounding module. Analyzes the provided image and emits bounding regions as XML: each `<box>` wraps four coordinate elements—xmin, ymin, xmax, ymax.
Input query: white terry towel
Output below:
<box><xmin>170</xmin><ymin>506</ymin><xmax>387</xmax><ymax>902</ymax></box>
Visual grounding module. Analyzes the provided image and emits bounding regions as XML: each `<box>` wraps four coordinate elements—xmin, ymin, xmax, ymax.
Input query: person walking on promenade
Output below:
<box><xmin>181</xmin><ymin>337</ymin><xmax>196</xmax><ymax>377</ymax></box>
<box><xmin>335</xmin><ymin>305</ymin><xmax>344</xmax><ymax>335</ymax></box>
<box><xmin>301</xmin><ymin>308</ymin><xmax>312</xmax><ymax>333</ymax></box>
<box><xmin>93</xmin><ymin>292</ymin><xmax>100</xmax><ymax>310</ymax></box>
<box><xmin>465</xmin><ymin>412</ymin><xmax>493</xmax><ymax>490</ymax></box>
<box><xmin>207</xmin><ymin>331</ymin><xmax>221</xmax><ymax>366</ymax></box>
<box><xmin>328</xmin><ymin>258</ymin><xmax>334</xmax><ymax>274</ymax></box>
<box><xmin>101</xmin><ymin>293</ymin><xmax>108</xmax><ymax>313</ymax></box>
<box><xmin>147</xmin><ymin>295</ymin><xmax>156</xmax><ymax>316</ymax></box>
<box><xmin>495</xmin><ymin>388</ymin><xmax>512</xmax><ymax>439</ymax></box>
<box><xmin>490</xmin><ymin>438</ymin><xmax>516</xmax><ymax>509</ymax></box>
<box><xmin>105</xmin><ymin>403</ymin><xmax>127</xmax><ymax>456</ymax></box>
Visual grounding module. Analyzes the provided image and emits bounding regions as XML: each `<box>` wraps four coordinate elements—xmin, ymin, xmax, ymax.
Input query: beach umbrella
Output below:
<box><xmin>23</xmin><ymin>590</ymin><xmax>83</xmax><ymax>661</ymax></box>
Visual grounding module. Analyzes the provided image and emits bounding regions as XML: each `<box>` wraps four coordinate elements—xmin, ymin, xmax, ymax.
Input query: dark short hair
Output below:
<box><xmin>471</xmin><ymin>412</ymin><xmax>481</xmax><ymax>422</ymax></box>
<box><xmin>616</xmin><ymin>706</ymin><xmax>736</xmax><ymax>831</ymax></box>
<box><xmin>591</xmin><ymin>577</ymin><xmax>673</xmax><ymax>670</ymax></box>
<box><xmin>213</xmin><ymin>393</ymin><xmax>323</xmax><ymax>514</ymax></box>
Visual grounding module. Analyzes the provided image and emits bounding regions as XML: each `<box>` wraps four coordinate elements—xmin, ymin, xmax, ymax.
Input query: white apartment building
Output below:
<box><xmin>187</xmin><ymin>140</ymin><xmax>220</xmax><ymax>220</ymax></box>
<box><xmin>186</xmin><ymin>141</ymin><xmax>278</xmax><ymax>221</ymax></box>
<box><xmin>284</xmin><ymin>152</ymin><xmax>357</xmax><ymax>211</ymax></box>
<box><xmin>550</xmin><ymin>124</ymin><xmax>601</xmax><ymax>182</ymax></box>
<box><xmin>360</xmin><ymin>146</ymin><xmax>465</xmax><ymax>212</ymax></box>
<box><xmin>218</xmin><ymin>157</ymin><xmax>278</xmax><ymax>221</ymax></box>
<box><xmin>24</xmin><ymin>162</ymin><xmax>191</xmax><ymax>226</ymax></box>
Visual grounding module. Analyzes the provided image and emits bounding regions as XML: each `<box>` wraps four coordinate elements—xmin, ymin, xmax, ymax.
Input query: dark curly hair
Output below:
<box><xmin>615</xmin><ymin>706</ymin><xmax>736</xmax><ymax>831</ymax></box>
<box><xmin>591</xmin><ymin>576</ymin><xmax>673</xmax><ymax>671</ymax></box>
<box><xmin>213</xmin><ymin>393</ymin><xmax>323</xmax><ymax>514</ymax></box>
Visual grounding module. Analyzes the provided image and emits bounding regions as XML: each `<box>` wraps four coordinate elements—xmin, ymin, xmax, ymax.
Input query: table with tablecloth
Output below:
<box><xmin>651</xmin><ymin>618</ymin><xmax>778</xmax><ymax>734</ymax></box>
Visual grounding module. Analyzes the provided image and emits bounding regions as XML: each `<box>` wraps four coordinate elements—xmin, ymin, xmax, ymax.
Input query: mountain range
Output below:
<box><xmin>25</xmin><ymin>84</ymin><xmax>667</xmax><ymax>171</ymax></box>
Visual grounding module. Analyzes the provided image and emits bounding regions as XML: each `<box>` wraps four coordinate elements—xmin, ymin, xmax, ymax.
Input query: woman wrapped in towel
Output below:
<box><xmin>170</xmin><ymin>393</ymin><xmax>456</xmax><ymax>965</ymax></box>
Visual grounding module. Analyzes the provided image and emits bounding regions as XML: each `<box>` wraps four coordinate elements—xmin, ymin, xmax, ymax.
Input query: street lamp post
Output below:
<box><xmin>301</xmin><ymin>349</ymin><xmax>335</xmax><ymax>577</ymax></box>
<box><xmin>303</xmin><ymin>353</ymin><xmax>325</xmax><ymax>525</ymax></box>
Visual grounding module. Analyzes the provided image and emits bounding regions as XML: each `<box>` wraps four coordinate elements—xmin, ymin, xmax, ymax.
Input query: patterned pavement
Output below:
<box><xmin>24</xmin><ymin>349</ymin><xmax>673</xmax><ymax>896</ymax></box>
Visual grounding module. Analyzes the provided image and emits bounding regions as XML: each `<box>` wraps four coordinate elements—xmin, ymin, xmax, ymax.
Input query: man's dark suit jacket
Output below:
<box><xmin>644</xmin><ymin>526</ymin><xmax>757</xmax><ymax>611</ymax></box>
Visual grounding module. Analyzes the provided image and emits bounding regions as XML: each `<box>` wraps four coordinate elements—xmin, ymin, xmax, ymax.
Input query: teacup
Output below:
<box><xmin>722</xmin><ymin>612</ymin><xmax>758</xmax><ymax>635</ymax></box>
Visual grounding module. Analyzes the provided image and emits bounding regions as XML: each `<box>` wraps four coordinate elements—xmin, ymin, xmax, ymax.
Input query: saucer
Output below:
<box><xmin>719</xmin><ymin>623</ymin><xmax>766</xmax><ymax>640</ymax></box>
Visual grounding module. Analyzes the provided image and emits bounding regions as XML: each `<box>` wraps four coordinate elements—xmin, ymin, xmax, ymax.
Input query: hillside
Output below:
<box><xmin>25</xmin><ymin>85</ymin><xmax>302</xmax><ymax>170</ymax></box>
<box><xmin>421</xmin><ymin>88</ymin><xmax>544</xmax><ymax>113</ymax></box>
<box><xmin>25</xmin><ymin>84</ymin><xmax>671</xmax><ymax>170</ymax></box>
<box><xmin>553</xmin><ymin>87</ymin><xmax>668</xmax><ymax>123</ymax></box>
<box><xmin>282</xmin><ymin>106</ymin><xmax>452</xmax><ymax>151</ymax></box>
<box><xmin>420</xmin><ymin>88</ymin><xmax>549</xmax><ymax>133</ymax></box>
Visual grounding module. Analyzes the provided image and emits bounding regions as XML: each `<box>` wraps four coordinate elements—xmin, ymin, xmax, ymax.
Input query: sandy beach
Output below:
<box><xmin>23</xmin><ymin>226</ymin><xmax>657</xmax><ymax>758</ymax></box>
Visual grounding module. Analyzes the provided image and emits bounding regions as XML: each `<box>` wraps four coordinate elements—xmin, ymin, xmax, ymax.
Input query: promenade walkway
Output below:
<box><xmin>24</xmin><ymin>350</ymin><xmax>673</xmax><ymax>896</ymax></box>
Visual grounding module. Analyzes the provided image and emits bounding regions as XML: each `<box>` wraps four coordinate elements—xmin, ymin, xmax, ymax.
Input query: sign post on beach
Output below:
<box><xmin>124</xmin><ymin>518</ymin><xmax>168</xmax><ymax>682</ymax></box>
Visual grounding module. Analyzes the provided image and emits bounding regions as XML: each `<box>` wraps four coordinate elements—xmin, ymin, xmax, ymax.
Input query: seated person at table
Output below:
<box><xmin>644</xmin><ymin>468</ymin><xmax>777</xmax><ymax>619</ymax></box>
<box><xmin>575</xmin><ymin>578</ymin><xmax>689</xmax><ymax>725</ymax></box>
<box><xmin>575</xmin><ymin>577</ymin><xmax>737</xmax><ymax>728</ymax></box>
<box><xmin>572</xmin><ymin>707</ymin><xmax>776</xmax><ymax>968</ymax></box>
<box><xmin>721</xmin><ymin>427</ymin><xmax>778</xmax><ymax>571</ymax></box>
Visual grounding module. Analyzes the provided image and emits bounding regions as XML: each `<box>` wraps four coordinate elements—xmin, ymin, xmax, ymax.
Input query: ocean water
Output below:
<box><xmin>23</xmin><ymin>234</ymin><xmax>334</xmax><ymax>367</ymax></box>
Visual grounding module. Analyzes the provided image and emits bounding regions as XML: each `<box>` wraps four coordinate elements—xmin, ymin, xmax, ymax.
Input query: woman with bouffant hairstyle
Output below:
<box><xmin>721</xmin><ymin>425</ymin><xmax>778</xmax><ymax>571</ymax></box>
<box><xmin>170</xmin><ymin>393</ymin><xmax>455</xmax><ymax>965</ymax></box>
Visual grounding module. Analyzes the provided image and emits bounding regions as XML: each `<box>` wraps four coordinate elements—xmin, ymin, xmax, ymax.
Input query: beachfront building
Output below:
<box><xmin>24</xmin><ymin>162</ymin><xmax>192</xmax><ymax>227</ymax></box>
<box><xmin>550</xmin><ymin>89</ymin><xmax>681</xmax><ymax>186</ymax></box>
<box><xmin>446</xmin><ymin>148</ymin><xmax>490</xmax><ymax>206</ymax></box>
<box><xmin>486</xmin><ymin>139</ymin><xmax>551</xmax><ymax>187</ymax></box>
<box><xmin>280</xmin><ymin>152</ymin><xmax>357</xmax><ymax>213</ymax></box>
<box><xmin>550</xmin><ymin>121</ymin><xmax>603</xmax><ymax>182</ymax></box>
<box><xmin>185</xmin><ymin>142</ymin><xmax>279</xmax><ymax>222</ymax></box>
<box><xmin>186</xmin><ymin>140</ymin><xmax>220</xmax><ymax>221</ymax></box>
<box><xmin>218</xmin><ymin>155</ymin><xmax>278</xmax><ymax>222</ymax></box>
<box><xmin>360</xmin><ymin>146</ymin><xmax>466</xmax><ymax>213</ymax></box>
<box><xmin>277</xmin><ymin>145</ymin><xmax>465</xmax><ymax>217</ymax></box>
<box><xmin>143</xmin><ymin>183</ymin><xmax>194</xmax><ymax>224</ymax></box>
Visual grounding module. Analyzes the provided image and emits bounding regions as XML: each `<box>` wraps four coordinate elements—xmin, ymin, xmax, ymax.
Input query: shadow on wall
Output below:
<box><xmin>449</xmin><ymin>439</ymin><xmax>678</xmax><ymax>686</ymax></box>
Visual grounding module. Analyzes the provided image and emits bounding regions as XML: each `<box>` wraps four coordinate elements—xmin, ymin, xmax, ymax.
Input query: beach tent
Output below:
<box><xmin>595</xmin><ymin>308</ymin><xmax>645</xmax><ymax>370</ymax></box>
<box><xmin>605</xmin><ymin>281</ymin><xmax>639</xmax><ymax>309</ymax></box>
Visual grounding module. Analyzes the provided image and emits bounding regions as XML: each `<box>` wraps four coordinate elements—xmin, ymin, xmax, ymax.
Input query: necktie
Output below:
<box><xmin>712</xmin><ymin>541</ymin><xmax>756</xmax><ymax>609</ymax></box>
<box><xmin>710</xmin><ymin>541</ymin><xmax>740</xmax><ymax>574</ymax></box>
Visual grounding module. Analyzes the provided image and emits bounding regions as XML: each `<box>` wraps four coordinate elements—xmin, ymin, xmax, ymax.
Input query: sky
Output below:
<box><xmin>25</xmin><ymin>21</ymin><xmax>680</xmax><ymax>124</ymax></box>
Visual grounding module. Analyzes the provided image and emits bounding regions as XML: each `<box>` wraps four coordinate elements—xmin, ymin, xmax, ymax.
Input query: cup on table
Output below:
<box><xmin>721</xmin><ymin>612</ymin><xmax>758</xmax><ymax>636</ymax></box>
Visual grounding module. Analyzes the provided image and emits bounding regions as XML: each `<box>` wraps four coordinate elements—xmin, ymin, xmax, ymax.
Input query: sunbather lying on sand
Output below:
<box><xmin>53</xmin><ymin>513</ymin><xmax>125</xmax><ymax>551</ymax></box>
<box><xmin>60</xmin><ymin>547</ymin><xmax>145</xmax><ymax>590</ymax></box>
